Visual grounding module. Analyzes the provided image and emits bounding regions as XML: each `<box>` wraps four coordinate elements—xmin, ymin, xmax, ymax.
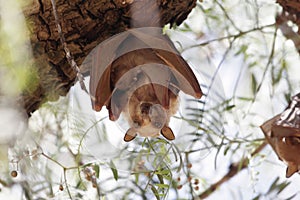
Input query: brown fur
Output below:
<box><xmin>124</xmin><ymin>84</ymin><xmax>179</xmax><ymax>137</ymax></box>
<box><xmin>90</xmin><ymin>30</ymin><xmax>202</xmax><ymax>141</ymax></box>
<box><xmin>274</xmin><ymin>136</ymin><xmax>300</xmax><ymax>177</ymax></box>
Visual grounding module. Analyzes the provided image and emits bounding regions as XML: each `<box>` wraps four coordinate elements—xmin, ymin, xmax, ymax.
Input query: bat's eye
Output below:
<box><xmin>284</xmin><ymin>136</ymin><xmax>300</xmax><ymax>145</ymax></box>
<box><xmin>140</xmin><ymin>103</ymin><xmax>152</xmax><ymax>114</ymax></box>
<box><xmin>133</xmin><ymin>118</ymin><xmax>141</xmax><ymax>128</ymax></box>
<box><xmin>152</xmin><ymin>121</ymin><xmax>163</xmax><ymax>129</ymax></box>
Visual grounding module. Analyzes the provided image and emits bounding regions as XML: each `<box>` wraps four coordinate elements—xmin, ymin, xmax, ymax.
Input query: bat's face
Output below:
<box><xmin>261</xmin><ymin>93</ymin><xmax>300</xmax><ymax>178</ymax></box>
<box><xmin>123</xmin><ymin>84</ymin><xmax>179</xmax><ymax>142</ymax></box>
<box><xmin>271</xmin><ymin>135</ymin><xmax>300</xmax><ymax>177</ymax></box>
<box><xmin>128</xmin><ymin>102</ymin><xmax>167</xmax><ymax>137</ymax></box>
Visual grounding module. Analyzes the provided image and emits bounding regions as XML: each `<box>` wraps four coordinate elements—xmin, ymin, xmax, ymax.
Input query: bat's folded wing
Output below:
<box><xmin>130</xmin><ymin>28</ymin><xmax>202</xmax><ymax>99</ymax></box>
<box><xmin>155</xmin><ymin>49</ymin><xmax>202</xmax><ymax>99</ymax></box>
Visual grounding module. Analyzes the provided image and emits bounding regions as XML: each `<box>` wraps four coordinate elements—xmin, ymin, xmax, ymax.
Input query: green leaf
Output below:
<box><xmin>155</xmin><ymin>169</ymin><xmax>170</xmax><ymax>175</ymax></box>
<box><xmin>151</xmin><ymin>185</ymin><xmax>160</xmax><ymax>200</ymax></box>
<box><xmin>157</xmin><ymin>174</ymin><xmax>164</xmax><ymax>185</ymax></box>
<box><xmin>110</xmin><ymin>161</ymin><xmax>118</xmax><ymax>181</ymax></box>
<box><xmin>249</xmin><ymin>61</ymin><xmax>257</xmax><ymax>68</ymax></box>
<box><xmin>234</xmin><ymin>44</ymin><xmax>248</xmax><ymax>56</ymax></box>
<box><xmin>94</xmin><ymin>164</ymin><xmax>100</xmax><ymax>178</ymax></box>
<box><xmin>135</xmin><ymin>173</ymin><xmax>139</xmax><ymax>183</ymax></box>
<box><xmin>150</xmin><ymin>139</ymin><xmax>168</xmax><ymax>148</ymax></box>
<box><xmin>268</xmin><ymin>177</ymin><xmax>279</xmax><ymax>193</ymax></box>
<box><xmin>82</xmin><ymin>162</ymin><xmax>93</xmax><ymax>167</ymax></box>
<box><xmin>223</xmin><ymin>144</ymin><xmax>230</xmax><ymax>156</ymax></box>
<box><xmin>237</xmin><ymin>96</ymin><xmax>253</xmax><ymax>101</ymax></box>
<box><xmin>225</xmin><ymin>105</ymin><xmax>235</xmax><ymax>110</ymax></box>
<box><xmin>75</xmin><ymin>180</ymin><xmax>85</xmax><ymax>190</ymax></box>
<box><xmin>155</xmin><ymin>183</ymin><xmax>169</xmax><ymax>189</ymax></box>
<box><xmin>251</xmin><ymin>195</ymin><xmax>260</xmax><ymax>200</ymax></box>
<box><xmin>171</xmin><ymin>145</ymin><xmax>183</xmax><ymax>173</ymax></box>
<box><xmin>276</xmin><ymin>181</ymin><xmax>290</xmax><ymax>195</ymax></box>
<box><xmin>286</xmin><ymin>193</ymin><xmax>298</xmax><ymax>200</ymax></box>
<box><xmin>251</xmin><ymin>74</ymin><xmax>257</xmax><ymax>94</ymax></box>
<box><xmin>171</xmin><ymin>146</ymin><xmax>178</xmax><ymax>162</ymax></box>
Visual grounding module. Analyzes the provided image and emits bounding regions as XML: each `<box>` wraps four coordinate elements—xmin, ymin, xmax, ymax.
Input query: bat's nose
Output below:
<box><xmin>149</xmin><ymin>104</ymin><xmax>167</xmax><ymax>129</ymax></box>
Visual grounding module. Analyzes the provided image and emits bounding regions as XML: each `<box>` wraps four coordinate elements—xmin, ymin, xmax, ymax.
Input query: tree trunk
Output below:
<box><xmin>21</xmin><ymin>0</ymin><xmax>196</xmax><ymax>116</ymax></box>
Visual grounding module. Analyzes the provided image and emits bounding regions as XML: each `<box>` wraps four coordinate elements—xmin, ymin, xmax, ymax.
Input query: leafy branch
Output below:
<box><xmin>198</xmin><ymin>141</ymin><xmax>267</xmax><ymax>199</ymax></box>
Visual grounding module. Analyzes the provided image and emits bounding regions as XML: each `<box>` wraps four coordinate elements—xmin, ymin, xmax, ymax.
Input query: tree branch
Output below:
<box><xmin>198</xmin><ymin>141</ymin><xmax>267</xmax><ymax>199</ymax></box>
<box><xmin>20</xmin><ymin>0</ymin><xmax>197</xmax><ymax>116</ymax></box>
<box><xmin>276</xmin><ymin>11</ymin><xmax>300</xmax><ymax>54</ymax></box>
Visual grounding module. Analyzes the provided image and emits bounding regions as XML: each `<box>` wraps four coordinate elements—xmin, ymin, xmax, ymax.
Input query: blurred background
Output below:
<box><xmin>1</xmin><ymin>0</ymin><xmax>300</xmax><ymax>199</ymax></box>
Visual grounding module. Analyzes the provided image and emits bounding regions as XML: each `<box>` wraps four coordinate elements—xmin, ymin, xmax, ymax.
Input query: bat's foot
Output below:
<box><xmin>124</xmin><ymin>128</ymin><xmax>137</xmax><ymax>142</ymax></box>
<box><xmin>161</xmin><ymin>126</ymin><xmax>175</xmax><ymax>140</ymax></box>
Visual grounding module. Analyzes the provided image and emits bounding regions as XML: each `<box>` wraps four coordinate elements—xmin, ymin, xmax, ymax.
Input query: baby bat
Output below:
<box><xmin>89</xmin><ymin>28</ymin><xmax>202</xmax><ymax>142</ymax></box>
<box><xmin>260</xmin><ymin>93</ymin><xmax>300</xmax><ymax>178</ymax></box>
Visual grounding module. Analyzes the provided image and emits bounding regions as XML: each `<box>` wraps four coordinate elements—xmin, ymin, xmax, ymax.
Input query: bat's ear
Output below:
<box><xmin>286</xmin><ymin>164</ymin><xmax>298</xmax><ymax>178</ymax></box>
<box><xmin>161</xmin><ymin>126</ymin><xmax>175</xmax><ymax>140</ymax></box>
<box><xmin>124</xmin><ymin>128</ymin><xmax>137</xmax><ymax>142</ymax></box>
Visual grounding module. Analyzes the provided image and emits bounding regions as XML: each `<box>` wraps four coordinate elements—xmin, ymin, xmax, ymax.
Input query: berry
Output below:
<box><xmin>177</xmin><ymin>185</ymin><xmax>183</xmax><ymax>190</ymax></box>
<box><xmin>59</xmin><ymin>184</ymin><xmax>64</xmax><ymax>191</ymax></box>
<box><xmin>11</xmin><ymin>170</ymin><xmax>18</xmax><ymax>177</ymax></box>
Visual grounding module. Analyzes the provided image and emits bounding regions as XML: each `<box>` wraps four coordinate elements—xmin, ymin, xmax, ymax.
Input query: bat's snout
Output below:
<box><xmin>148</xmin><ymin>103</ymin><xmax>167</xmax><ymax>129</ymax></box>
<box><xmin>138</xmin><ymin>102</ymin><xmax>167</xmax><ymax>129</ymax></box>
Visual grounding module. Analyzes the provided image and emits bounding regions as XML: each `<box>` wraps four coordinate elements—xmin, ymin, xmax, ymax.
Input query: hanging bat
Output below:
<box><xmin>89</xmin><ymin>28</ymin><xmax>202</xmax><ymax>142</ymax></box>
<box><xmin>260</xmin><ymin>93</ymin><xmax>300</xmax><ymax>178</ymax></box>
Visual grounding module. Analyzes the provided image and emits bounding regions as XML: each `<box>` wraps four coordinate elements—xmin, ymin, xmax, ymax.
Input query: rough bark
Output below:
<box><xmin>277</xmin><ymin>0</ymin><xmax>300</xmax><ymax>30</ymax></box>
<box><xmin>21</xmin><ymin>0</ymin><xmax>197</xmax><ymax>116</ymax></box>
<box><xmin>276</xmin><ymin>0</ymin><xmax>300</xmax><ymax>53</ymax></box>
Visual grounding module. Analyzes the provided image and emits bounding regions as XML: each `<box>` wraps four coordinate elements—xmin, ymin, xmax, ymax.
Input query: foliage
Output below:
<box><xmin>1</xmin><ymin>0</ymin><xmax>300</xmax><ymax>199</ymax></box>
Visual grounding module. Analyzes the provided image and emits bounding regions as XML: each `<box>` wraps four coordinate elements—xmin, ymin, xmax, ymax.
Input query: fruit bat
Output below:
<box><xmin>260</xmin><ymin>93</ymin><xmax>300</xmax><ymax>178</ymax></box>
<box><xmin>89</xmin><ymin>28</ymin><xmax>202</xmax><ymax>142</ymax></box>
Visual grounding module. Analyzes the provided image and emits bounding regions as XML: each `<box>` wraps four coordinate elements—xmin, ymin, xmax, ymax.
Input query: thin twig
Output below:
<box><xmin>185</xmin><ymin>152</ymin><xmax>195</xmax><ymax>199</ymax></box>
<box><xmin>182</xmin><ymin>23</ymin><xmax>275</xmax><ymax>52</ymax></box>
<box><xmin>244</xmin><ymin>26</ymin><xmax>278</xmax><ymax>117</ymax></box>
<box><xmin>198</xmin><ymin>141</ymin><xmax>267</xmax><ymax>199</ymax></box>
<box><xmin>50</xmin><ymin>0</ymin><xmax>88</xmax><ymax>93</ymax></box>
<box><xmin>215</xmin><ymin>0</ymin><xmax>241</xmax><ymax>32</ymax></box>
<box><xmin>41</xmin><ymin>152</ymin><xmax>65</xmax><ymax>168</ymax></box>
<box><xmin>63</xmin><ymin>168</ymin><xmax>73</xmax><ymax>200</ymax></box>
<box><xmin>40</xmin><ymin>152</ymin><xmax>81</xmax><ymax>200</ymax></box>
